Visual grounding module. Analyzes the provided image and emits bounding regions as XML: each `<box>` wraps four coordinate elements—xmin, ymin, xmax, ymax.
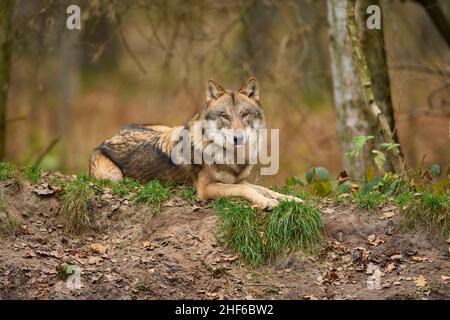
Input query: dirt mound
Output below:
<box><xmin>0</xmin><ymin>178</ymin><xmax>448</xmax><ymax>300</ymax></box>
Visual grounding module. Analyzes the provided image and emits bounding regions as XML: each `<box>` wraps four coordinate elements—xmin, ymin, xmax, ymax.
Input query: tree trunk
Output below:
<box><xmin>327</xmin><ymin>0</ymin><xmax>374</xmax><ymax>178</ymax></box>
<box><xmin>347</xmin><ymin>0</ymin><xmax>404</xmax><ymax>173</ymax></box>
<box><xmin>357</xmin><ymin>0</ymin><xmax>401</xmax><ymax>172</ymax></box>
<box><xmin>0</xmin><ymin>0</ymin><xmax>13</xmax><ymax>161</ymax></box>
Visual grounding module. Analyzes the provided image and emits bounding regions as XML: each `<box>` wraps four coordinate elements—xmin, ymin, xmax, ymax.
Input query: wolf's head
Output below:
<box><xmin>199</xmin><ymin>77</ymin><xmax>266</xmax><ymax>149</ymax></box>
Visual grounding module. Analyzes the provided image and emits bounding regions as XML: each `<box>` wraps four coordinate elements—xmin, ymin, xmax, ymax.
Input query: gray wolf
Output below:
<box><xmin>89</xmin><ymin>77</ymin><xmax>302</xmax><ymax>209</ymax></box>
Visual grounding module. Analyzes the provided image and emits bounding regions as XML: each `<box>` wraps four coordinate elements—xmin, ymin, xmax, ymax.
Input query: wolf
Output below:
<box><xmin>89</xmin><ymin>77</ymin><xmax>302</xmax><ymax>209</ymax></box>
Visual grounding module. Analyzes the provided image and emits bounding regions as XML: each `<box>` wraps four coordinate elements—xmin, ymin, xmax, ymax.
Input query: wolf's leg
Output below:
<box><xmin>244</xmin><ymin>183</ymin><xmax>304</xmax><ymax>203</ymax></box>
<box><xmin>197</xmin><ymin>182</ymin><xmax>279</xmax><ymax>210</ymax></box>
<box><xmin>89</xmin><ymin>149</ymin><xmax>123</xmax><ymax>182</ymax></box>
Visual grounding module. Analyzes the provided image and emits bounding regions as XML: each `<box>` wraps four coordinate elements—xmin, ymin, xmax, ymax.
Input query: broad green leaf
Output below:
<box><xmin>336</xmin><ymin>180</ymin><xmax>352</xmax><ymax>194</ymax></box>
<box><xmin>312</xmin><ymin>181</ymin><xmax>332</xmax><ymax>196</ymax></box>
<box><xmin>372</xmin><ymin>150</ymin><xmax>386</xmax><ymax>171</ymax></box>
<box><xmin>306</xmin><ymin>167</ymin><xmax>330</xmax><ymax>183</ymax></box>
<box><xmin>430</xmin><ymin>164</ymin><xmax>441</xmax><ymax>177</ymax></box>
<box><xmin>285</xmin><ymin>176</ymin><xmax>303</xmax><ymax>186</ymax></box>
<box><xmin>365</xmin><ymin>166</ymin><xmax>376</xmax><ymax>183</ymax></box>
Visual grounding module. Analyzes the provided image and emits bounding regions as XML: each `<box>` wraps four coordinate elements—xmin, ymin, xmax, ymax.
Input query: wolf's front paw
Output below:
<box><xmin>254</xmin><ymin>198</ymin><xmax>279</xmax><ymax>211</ymax></box>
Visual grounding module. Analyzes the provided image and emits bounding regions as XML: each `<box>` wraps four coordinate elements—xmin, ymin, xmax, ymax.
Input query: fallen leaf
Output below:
<box><xmin>32</xmin><ymin>183</ymin><xmax>62</xmax><ymax>196</ymax></box>
<box><xmin>367</xmin><ymin>235</ymin><xmax>386</xmax><ymax>246</ymax></box>
<box><xmin>441</xmin><ymin>276</ymin><xmax>449</xmax><ymax>281</ymax></box>
<box><xmin>381</xmin><ymin>210</ymin><xmax>395</xmax><ymax>220</ymax></box>
<box><xmin>303</xmin><ymin>295</ymin><xmax>319</xmax><ymax>300</ymax></box>
<box><xmin>415</xmin><ymin>275</ymin><xmax>427</xmax><ymax>287</ymax></box>
<box><xmin>142</xmin><ymin>241</ymin><xmax>151</xmax><ymax>248</ymax></box>
<box><xmin>385</xmin><ymin>263</ymin><xmax>396</xmax><ymax>273</ymax></box>
<box><xmin>390</xmin><ymin>254</ymin><xmax>403</xmax><ymax>261</ymax></box>
<box><xmin>142</xmin><ymin>241</ymin><xmax>157</xmax><ymax>250</ymax></box>
<box><xmin>90</xmin><ymin>243</ymin><xmax>108</xmax><ymax>255</ymax></box>
<box><xmin>87</xmin><ymin>256</ymin><xmax>103</xmax><ymax>265</ymax></box>
<box><xmin>412</xmin><ymin>256</ymin><xmax>432</xmax><ymax>262</ymax></box>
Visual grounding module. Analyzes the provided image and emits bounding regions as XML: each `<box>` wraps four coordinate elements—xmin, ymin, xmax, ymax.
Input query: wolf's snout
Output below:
<box><xmin>233</xmin><ymin>132</ymin><xmax>245</xmax><ymax>146</ymax></box>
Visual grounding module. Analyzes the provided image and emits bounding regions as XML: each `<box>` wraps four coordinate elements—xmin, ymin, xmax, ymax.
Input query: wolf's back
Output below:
<box><xmin>90</xmin><ymin>124</ymin><xmax>192</xmax><ymax>183</ymax></box>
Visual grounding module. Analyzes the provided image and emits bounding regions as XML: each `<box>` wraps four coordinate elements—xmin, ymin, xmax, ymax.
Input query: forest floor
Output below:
<box><xmin>0</xmin><ymin>174</ymin><xmax>449</xmax><ymax>300</ymax></box>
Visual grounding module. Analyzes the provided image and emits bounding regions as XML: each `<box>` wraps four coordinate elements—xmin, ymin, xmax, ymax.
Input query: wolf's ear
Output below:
<box><xmin>239</xmin><ymin>77</ymin><xmax>259</xmax><ymax>101</ymax></box>
<box><xmin>207</xmin><ymin>79</ymin><xmax>225</xmax><ymax>102</ymax></box>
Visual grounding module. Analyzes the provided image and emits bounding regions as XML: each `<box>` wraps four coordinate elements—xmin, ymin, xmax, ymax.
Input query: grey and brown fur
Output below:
<box><xmin>89</xmin><ymin>77</ymin><xmax>302</xmax><ymax>209</ymax></box>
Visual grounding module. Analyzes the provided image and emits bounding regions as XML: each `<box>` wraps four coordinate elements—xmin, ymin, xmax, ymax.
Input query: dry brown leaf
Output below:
<box><xmin>415</xmin><ymin>275</ymin><xmax>427</xmax><ymax>287</ymax></box>
<box><xmin>304</xmin><ymin>295</ymin><xmax>319</xmax><ymax>300</ymax></box>
<box><xmin>368</xmin><ymin>235</ymin><xmax>386</xmax><ymax>247</ymax></box>
<box><xmin>381</xmin><ymin>210</ymin><xmax>395</xmax><ymax>220</ymax></box>
<box><xmin>385</xmin><ymin>263</ymin><xmax>396</xmax><ymax>273</ymax></box>
<box><xmin>88</xmin><ymin>256</ymin><xmax>103</xmax><ymax>265</ymax></box>
<box><xmin>90</xmin><ymin>243</ymin><xmax>108</xmax><ymax>255</ymax></box>
<box><xmin>390</xmin><ymin>254</ymin><xmax>403</xmax><ymax>261</ymax></box>
<box><xmin>142</xmin><ymin>241</ymin><xmax>151</xmax><ymax>248</ymax></box>
<box><xmin>441</xmin><ymin>275</ymin><xmax>449</xmax><ymax>281</ymax></box>
<box><xmin>412</xmin><ymin>256</ymin><xmax>432</xmax><ymax>262</ymax></box>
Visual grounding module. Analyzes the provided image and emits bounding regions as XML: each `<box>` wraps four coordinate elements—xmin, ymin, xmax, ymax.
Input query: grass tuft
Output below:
<box><xmin>0</xmin><ymin>162</ymin><xmax>15</xmax><ymax>180</ymax></box>
<box><xmin>110</xmin><ymin>177</ymin><xmax>140</xmax><ymax>196</ymax></box>
<box><xmin>355</xmin><ymin>191</ymin><xmax>385</xmax><ymax>211</ymax></box>
<box><xmin>213</xmin><ymin>197</ymin><xmax>323</xmax><ymax>265</ymax></box>
<box><xmin>267</xmin><ymin>201</ymin><xmax>323</xmax><ymax>258</ymax></box>
<box><xmin>132</xmin><ymin>180</ymin><xmax>171</xmax><ymax>207</ymax></box>
<box><xmin>24</xmin><ymin>165</ymin><xmax>42</xmax><ymax>184</ymax></box>
<box><xmin>213</xmin><ymin>198</ymin><xmax>265</xmax><ymax>264</ymax></box>
<box><xmin>401</xmin><ymin>192</ymin><xmax>449</xmax><ymax>238</ymax></box>
<box><xmin>59</xmin><ymin>176</ymin><xmax>94</xmax><ymax>233</ymax></box>
<box><xmin>180</xmin><ymin>186</ymin><xmax>197</xmax><ymax>204</ymax></box>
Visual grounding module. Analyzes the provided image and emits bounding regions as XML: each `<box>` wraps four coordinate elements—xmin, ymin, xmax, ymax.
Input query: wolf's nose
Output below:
<box><xmin>233</xmin><ymin>132</ymin><xmax>245</xmax><ymax>145</ymax></box>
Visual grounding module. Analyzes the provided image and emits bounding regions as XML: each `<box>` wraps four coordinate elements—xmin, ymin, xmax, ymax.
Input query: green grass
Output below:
<box><xmin>266</xmin><ymin>201</ymin><xmax>323</xmax><ymax>258</ymax></box>
<box><xmin>395</xmin><ymin>191</ymin><xmax>414</xmax><ymax>208</ymax></box>
<box><xmin>110</xmin><ymin>177</ymin><xmax>140</xmax><ymax>196</ymax></box>
<box><xmin>180</xmin><ymin>186</ymin><xmax>197</xmax><ymax>204</ymax></box>
<box><xmin>132</xmin><ymin>180</ymin><xmax>171</xmax><ymax>207</ymax></box>
<box><xmin>59</xmin><ymin>175</ymin><xmax>94</xmax><ymax>233</ymax></box>
<box><xmin>213</xmin><ymin>198</ymin><xmax>266</xmax><ymax>264</ymax></box>
<box><xmin>24</xmin><ymin>165</ymin><xmax>42</xmax><ymax>184</ymax></box>
<box><xmin>0</xmin><ymin>162</ymin><xmax>15</xmax><ymax>180</ymax></box>
<box><xmin>213</xmin><ymin>198</ymin><xmax>323</xmax><ymax>265</ymax></box>
<box><xmin>355</xmin><ymin>191</ymin><xmax>385</xmax><ymax>211</ymax></box>
<box><xmin>401</xmin><ymin>192</ymin><xmax>449</xmax><ymax>238</ymax></box>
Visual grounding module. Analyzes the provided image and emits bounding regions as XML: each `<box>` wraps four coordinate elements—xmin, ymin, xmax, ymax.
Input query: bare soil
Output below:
<box><xmin>0</xmin><ymin>177</ymin><xmax>448</xmax><ymax>300</ymax></box>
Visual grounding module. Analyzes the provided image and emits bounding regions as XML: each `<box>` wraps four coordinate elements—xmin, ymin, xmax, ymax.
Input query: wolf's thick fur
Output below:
<box><xmin>89</xmin><ymin>78</ymin><xmax>302</xmax><ymax>209</ymax></box>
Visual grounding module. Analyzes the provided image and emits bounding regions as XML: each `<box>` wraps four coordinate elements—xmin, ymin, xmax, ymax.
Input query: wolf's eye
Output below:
<box><xmin>241</xmin><ymin>112</ymin><xmax>250</xmax><ymax>119</ymax></box>
<box><xmin>219</xmin><ymin>113</ymin><xmax>231</xmax><ymax>121</ymax></box>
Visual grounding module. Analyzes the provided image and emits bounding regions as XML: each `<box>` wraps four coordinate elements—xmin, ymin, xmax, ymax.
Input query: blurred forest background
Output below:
<box><xmin>3</xmin><ymin>0</ymin><xmax>449</xmax><ymax>185</ymax></box>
